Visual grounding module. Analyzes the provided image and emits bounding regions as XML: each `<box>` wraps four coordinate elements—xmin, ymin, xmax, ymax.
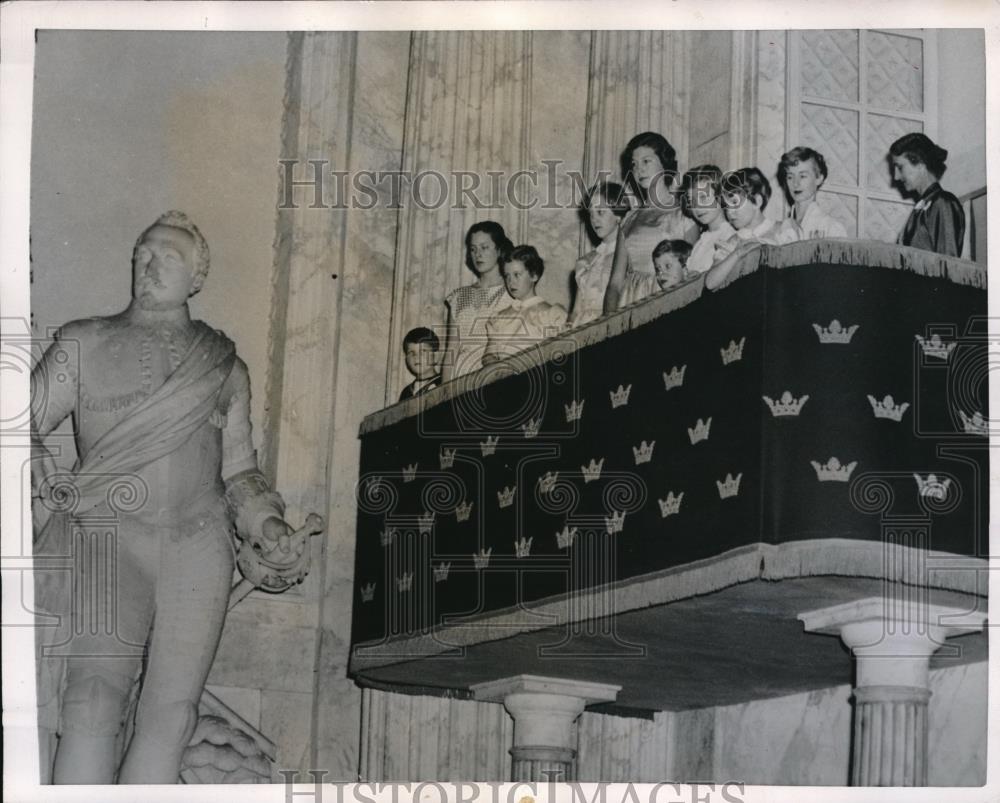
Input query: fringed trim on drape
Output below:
<box><xmin>759</xmin><ymin>538</ymin><xmax>988</xmax><ymax>597</ymax></box>
<box><xmin>361</xmin><ymin>240</ymin><xmax>984</xmax><ymax>435</ymax></box>
<box><xmin>351</xmin><ymin>538</ymin><xmax>986</xmax><ymax>672</ymax></box>
<box><xmin>762</xmin><ymin>239</ymin><xmax>986</xmax><ymax>289</ymax></box>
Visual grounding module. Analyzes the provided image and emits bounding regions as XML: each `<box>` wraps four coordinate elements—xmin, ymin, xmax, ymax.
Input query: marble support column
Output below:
<box><xmin>267</xmin><ymin>31</ymin><xmax>410</xmax><ymax>778</ymax></box>
<box><xmin>386</xmin><ymin>31</ymin><xmax>534</xmax><ymax>401</ymax></box>
<box><xmin>800</xmin><ymin>596</ymin><xmax>985</xmax><ymax>786</ymax></box>
<box><xmin>472</xmin><ymin>675</ymin><xmax>620</xmax><ymax>782</ymax></box>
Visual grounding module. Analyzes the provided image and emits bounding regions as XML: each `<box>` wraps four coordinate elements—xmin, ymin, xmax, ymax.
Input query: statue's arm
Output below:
<box><xmin>220</xmin><ymin>358</ymin><xmax>287</xmax><ymax>548</ymax></box>
<box><xmin>30</xmin><ymin>324</ymin><xmax>83</xmax><ymax>495</ymax></box>
<box><xmin>31</xmin><ymin>324</ymin><xmax>81</xmax><ymax>437</ymax></box>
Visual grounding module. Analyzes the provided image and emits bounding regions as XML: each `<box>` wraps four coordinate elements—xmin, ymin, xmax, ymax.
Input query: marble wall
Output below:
<box><xmin>361</xmin><ymin>660</ymin><xmax>986</xmax><ymax>785</ymax></box>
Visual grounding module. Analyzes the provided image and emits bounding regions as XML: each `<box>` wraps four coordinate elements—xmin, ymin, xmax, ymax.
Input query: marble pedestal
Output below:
<box><xmin>471</xmin><ymin>675</ymin><xmax>620</xmax><ymax>781</ymax></box>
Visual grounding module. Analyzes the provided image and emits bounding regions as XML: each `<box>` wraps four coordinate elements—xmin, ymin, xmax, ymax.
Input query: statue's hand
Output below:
<box><xmin>254</xmin><ymin>516</ymin><xmax>304</xmax><ymax>565</ymax></box>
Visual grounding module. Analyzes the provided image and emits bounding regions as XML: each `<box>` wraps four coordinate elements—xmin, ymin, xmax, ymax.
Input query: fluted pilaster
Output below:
<box><xmin>851</xmin><ymin>685</ymin><xmax>930</xmax><ymax>785</ymax></box>
<box><xmin>582</xmin><ymin>31</ymin><xmax>690</xmax><ymax>188</ymax></box>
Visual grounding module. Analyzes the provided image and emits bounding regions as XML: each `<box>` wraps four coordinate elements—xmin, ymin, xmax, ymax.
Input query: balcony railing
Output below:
<box><xmin>349</xmin><ymin>240</ymin><xmax>988</xmax><ymax>696</ymax></box>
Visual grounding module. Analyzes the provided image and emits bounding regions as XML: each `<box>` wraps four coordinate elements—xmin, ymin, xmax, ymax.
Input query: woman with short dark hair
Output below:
<box><xmin>441</xmin><ymin>220</ymin><xmax>514</xmax><ymax>381</ymax></box>
<box><xmin>889</xmin><ymin>133</ymin><xmax>965</xmax><ymax>257</ymax></box>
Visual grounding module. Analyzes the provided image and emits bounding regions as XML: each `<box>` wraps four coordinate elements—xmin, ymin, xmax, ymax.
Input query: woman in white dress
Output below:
<box><xmin>442</xmin><ymin>221</ymin><xmax>514</xmax><ymax>381</ymax></box>
<box><xmin>603</xmin><ymin>131</ymin><xmax>699</xmax><ymax>312</ymax></box>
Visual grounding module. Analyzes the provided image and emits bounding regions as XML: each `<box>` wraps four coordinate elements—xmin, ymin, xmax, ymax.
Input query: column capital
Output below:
<box><xmin>470</xmin><ymin>675</ymin><xmax>620</xmax><ymax>782</ymax></box>
<box><xmin>469</xmin><ymin>674</ymin><xmax>621</xmax><ymax>705</ymax></box>
<box><xmin>799</xmin><ymin>595</ymin><xmax>985</xmax><ymax>687</ymax></box>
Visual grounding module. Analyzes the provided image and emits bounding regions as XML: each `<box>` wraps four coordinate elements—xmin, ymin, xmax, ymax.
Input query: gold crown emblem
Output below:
<box><xmin>610</xmin><ymin>384</ymin><xmax>632</xmax><ymax>409</ymax></box>
<box><xmin>473</xmin><ymin>547</ymin><xmax>492</xmax><ymax>569</ymax></box>
<box><xmin>497</xmin><ymin>485</ymin><xmax>517</xmax><ymax>508</ymax></box>
<box><xmin>633</xmin><ymin>440</ymin><xmax>655</xmax><ymax>465</ymax></box>
<box><xmin>480</xmin><ymin>435</ymin><xmax>499</xmax><ymax>456</ymax></box>
<box><xmin>720</xmin><ymin>337</ymin><xmax>746</xmax><ymax>365</ymax></box>
<box><xmin>433</xmin><ymin>562</ymin><xmax>451</xmax><ymax>582</ymax></box>
<box><xmin>396</xmin><ymin>572</ymin><xmax>413</xmax><ymax>592</ymax></box>
<box><xmin>455</xmin><ymin>501</ymin><xmax>473</xmax><ymax>522</ymax></box>
<box><xmin>914</xmin><ymin>473</ymin><xmax>950</xmax><ymax>500</ymax></box>
<box><xmin>360</xmin><ymin>582</ymin><xmax>376</xmax><ymax>602</ymax></box>
<box><xmin>868</xmin><ymin>394</ymin><xmax>910</xmax><ymax>422</ymax></box>
<box><xmin>380</xmin><ymin>527</ymin><xmax>397</xmax><ymax>547</ymax></box>
<box><xmin>716</xmin><ymin>472</ymin><xmax>742</xmax><ymax>499</ymax></box>
<box><xmin>605</xmin><ymin>510</ymin><xmax>626</xmax><ymax>534</ymax></box>
<box><xmin>958</xmin><ymin>410</ymin><xmax>988</xmax><ymax>436</ymax></box>
<box><xmin>763</xmin><ymin>391</ymin><xmax>809</xmax><ymax>417</ymax></box>
<box><xmin>915</xmin><ymin>334</ymin><xmax>956</xmax><ymax>361</ymax></box>
<box><xmin>538</xmin><ymin>471</ymin><xmax>559</xmax><ymax>494</ymax></box>
<box><xmin>810</xmin><ymin>457</ymin><xmax>857</xmax><ymax>482</ymax></box>
<box><xmin>687</xmin><ymin>417</ymin><xmax>712</xmax><ymax>445</ymax></box>
<box><xmin>565</xmin><ymin>399</ymin><xmax>585</xmax><ymax>422</ymax></box>
<box><xmin>402</xmin><ymin>463</ymin><xmax>418</xmax><ymax>482</ymax></box>
<box><xmin>581</xmin><ymin>457</ymin><xmax>605</xmax><ymax>483</ymax></box>
<box><xmin>658</xmin><ymin>491</ymin><xmax>684</xmax><ymax>518</ymax></box>
<box><xmin>439</xmin><ymin>448</ymin><xmax>457</xmax><ymax>469</ymax></box>
<box><xmin>813</xmin><ymin>320</ymin><xmax>858</xmax><ymax>344</ymax></box>
<box><xmin>521</xmin><ymin>417</ymin><xmax>541</xmax><ymax>439</ymax></box>
<box><xmin>662</xmin><ymin>365</ymin><xmax>686</xmax><ymax>391</ymax></box>
<box><xmin>555</xmin><ymin>525</ymin><xmax>578</xmax><ymax>549</ymax></box>
<box><xmin>418</xmin><ymin>510</ymin><xmax>435</xmax><ymax>534</ymax></box>
<box><xmin>514</xmin><ymin>536</ymin><xmax>533</xmax><ymax>558</ymax></box>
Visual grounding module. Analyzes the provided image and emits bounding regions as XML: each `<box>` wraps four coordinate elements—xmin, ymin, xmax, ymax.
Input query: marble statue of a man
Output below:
<box><xmin>31</xmin><ymin>211</ymin><xmax>305</xmax><ymax>784</ymax></box>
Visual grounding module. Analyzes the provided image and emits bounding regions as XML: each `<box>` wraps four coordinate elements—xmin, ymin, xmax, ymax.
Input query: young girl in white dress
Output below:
<box><xmin>567</xmin><ymin>181</ymin><xmax>629</xmax><ymax>327</ymax></box>
<box><xmin>482</xmin><ymin>245</ymin><xmax>567</xmax><ymax>366</ymax></box>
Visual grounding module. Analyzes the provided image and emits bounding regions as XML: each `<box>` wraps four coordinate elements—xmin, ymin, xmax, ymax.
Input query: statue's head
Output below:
<box><xmin>131</xmin><ymin>211</ymin><xmax>210</xmax><ymax>309</ymax></box>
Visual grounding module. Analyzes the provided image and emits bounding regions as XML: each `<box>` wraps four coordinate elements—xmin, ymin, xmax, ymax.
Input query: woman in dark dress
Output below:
<box><xmin>889</xmin><ymin>133</ymin><xmax>965</xmax><ymax>258</ymax></box>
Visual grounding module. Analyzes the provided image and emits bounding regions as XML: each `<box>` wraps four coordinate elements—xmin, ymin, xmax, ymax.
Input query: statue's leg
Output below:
<box><xmin>117</xmin><ymin>516</ymin><xmax>234</xmax><ymax>784</ymax></box>
<box><xmin>52</xmin><ymin>664</ymin><xmax>138</xmax><ymax>783</ymax></box>
<box><xmin>51</xmin><ymin>526</ymin><xmax>155</xmax><ymax>784</ymax></box>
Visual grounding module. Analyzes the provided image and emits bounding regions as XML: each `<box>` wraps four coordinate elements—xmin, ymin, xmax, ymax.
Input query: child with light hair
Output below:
<box><xmin>681</xmin><ymin>165</ymin><xmax>737</xmax><ymax>274</ymax></box>
<box><xmin>482</xmin><ymin>245</ymin><xmax>567</xmax><ymax>366</ymax></box>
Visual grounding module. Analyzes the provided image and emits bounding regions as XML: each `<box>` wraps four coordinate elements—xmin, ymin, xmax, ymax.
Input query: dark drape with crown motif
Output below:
<box><xmin>351</xmin><ymin>249</ymin><xmax>987</xmax><ymax>647</ymax></box>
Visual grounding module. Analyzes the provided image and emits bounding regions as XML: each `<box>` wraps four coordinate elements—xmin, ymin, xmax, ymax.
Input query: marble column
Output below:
<box><xmin>267</xmin><ymin>31</ymin><xmax>410</xmax><ymax>778</ymax></box>
<box><xmin>800</xmin><ymin>596</ymin><xmax>986</xmax><ymax>786</ymax></box>
<box><xmin>472</xmin><ymin>675</ymin><xmax>620</xmax><ymax>781</ymax></box>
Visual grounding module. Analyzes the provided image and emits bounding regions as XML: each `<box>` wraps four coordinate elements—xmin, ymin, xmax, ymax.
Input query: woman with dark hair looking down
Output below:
<box><xmin>889</xmin><ymin>132</ymin><xmax>965</xmax><ymax>258</ymax></box>
<box><xmin>603</xmin><ymin>131</ymin><xmax>699</xmax><ymax>313</ymax></box>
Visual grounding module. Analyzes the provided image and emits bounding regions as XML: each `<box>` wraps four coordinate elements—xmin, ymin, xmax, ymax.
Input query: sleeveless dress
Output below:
<box><xmin>619</xmin><ymin>206</ymin><xmax>692</xmax><ymax>307</ymax></box>
<box><xmin>444</xmin><ymin>283</ymin><xmax>508</xmax><ymax>378</ymax></box>
<box><xmin>568</xmin><ymin>238</ymin><xmax>615</xmax><ymax>327</ymax></box>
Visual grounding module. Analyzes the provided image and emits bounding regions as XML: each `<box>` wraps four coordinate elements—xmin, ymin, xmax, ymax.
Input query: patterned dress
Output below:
<box><xmin>482</xmin><ymin>296</ymin><xmax>568</xmax><ymax>365</ymax></box>
<box><xmin>444</xmin><ymin>283</ymin><xmax>509</xmax><ymax>378</ymax></box>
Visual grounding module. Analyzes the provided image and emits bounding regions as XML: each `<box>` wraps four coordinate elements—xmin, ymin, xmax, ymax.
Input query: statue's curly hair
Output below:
<box><xmin>135</xmin><ymin>211</ymin><xmax>211</xmax><ymax>295</ymax></box>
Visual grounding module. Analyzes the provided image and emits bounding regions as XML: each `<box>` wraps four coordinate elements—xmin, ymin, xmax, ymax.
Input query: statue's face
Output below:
<box><xmin>132</xmin><ymin>225</ymin><xmax>197</xmax><ymax>310</ymax></box>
